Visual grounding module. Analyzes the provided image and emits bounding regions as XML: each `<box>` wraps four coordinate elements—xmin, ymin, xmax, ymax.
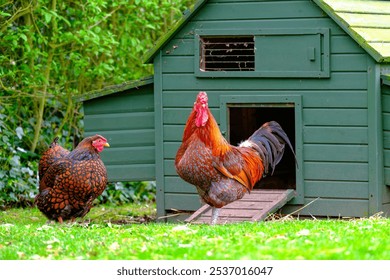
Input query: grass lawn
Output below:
<box><xmin>0</xmin><ymin>203</ymin><xmax>389</xmax><ymax>260</ymax></box>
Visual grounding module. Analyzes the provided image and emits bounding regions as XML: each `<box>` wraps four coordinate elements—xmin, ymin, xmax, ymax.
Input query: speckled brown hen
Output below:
<box><xmin>38</xmin><ymin>137</ymin><xmax>70</xmax><ymax>179</ymax></box>
<box><xmin>175</xmin><ymin>92</ymin><xmax>295</xmax><ymax>224</ymax></box>
<box><xmin>35</xmin><ymin>135</ymin><xmax>109</xmax><ymax>223</ymax></box>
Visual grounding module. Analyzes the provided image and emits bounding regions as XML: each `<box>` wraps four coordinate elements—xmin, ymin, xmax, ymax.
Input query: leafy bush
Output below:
<box><xmin>0</xmin><ymin>108</ymin><xmax>39</xmax><ymax>209</ymax></box>
<box><xmin>97</xmin><ymin>181</ymin><xmax>156</xmax><ymax>205</ymax></box>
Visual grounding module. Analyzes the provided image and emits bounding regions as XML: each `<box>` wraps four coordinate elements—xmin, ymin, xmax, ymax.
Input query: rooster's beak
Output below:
<box><xmin>104</xmin><ymin>142</ymin><xmax>110</xmax><ymax>147</ymax></box>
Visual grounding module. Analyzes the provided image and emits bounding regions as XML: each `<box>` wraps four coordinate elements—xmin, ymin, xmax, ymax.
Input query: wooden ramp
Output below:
<box><xmin>185</xmin><ymin>189</ymin><xmax>295</xmax><ymax>224</ymax></box>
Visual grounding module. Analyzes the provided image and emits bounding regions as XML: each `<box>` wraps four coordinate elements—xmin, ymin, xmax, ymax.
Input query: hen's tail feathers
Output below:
<box><xmin>49</xmin><ymin>136</ymin><xmax>60</xmax><ymax>148</ymax></box>
<box><xmin>241</xmin><ymin>121</ymin><xmax>297</xmax><ymax>175</ymax></box>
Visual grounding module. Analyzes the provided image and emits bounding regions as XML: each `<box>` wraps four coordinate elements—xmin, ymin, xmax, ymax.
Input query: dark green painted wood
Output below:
<box><xmin>383</xmin><ymin>132</ymin><xmax>390</xmax><ymax>149</ymax></box>
<box><xmin>165</xmin><ymin>193</ymin><xmax>201</xmax><ymax>211</ymax></box>
<box><xmin>101</xmin><ymin>147</ymin><xmax>155</xmax><ymax>165</ymax></box>
<box><xmin>162</xmin><ymin>91</ymin><xmax>368</xmax><ymax>108</ymax></box>
<box><xmin>164</xmin><ymin>125</ymin><xmax>186</xmax><ymax>142</ymax></box>
<box><xmin>84</xmin><ymin>87</ymin><xmax>154</xmax><ymax>115</ymax></box>
<box><xmin>106</xmin><ymin>164</ymin><xmax>155</xmax><ymax>182</ymax></box>
<box><xmin>163</xmin><ymin>53</ymin><xmax>368</xmax><ymax>74</ymax></box>
<box><xmin>85</xmin><ymin>130</ymin><xmax>155</xmax><ymax>147</ymax></box>
<box><xmin>182</xmin><ymin>18</ymin><xmax>345</xmax><ymax>37</ymax></box>
<box><xmin>384</xmin><ymin>168</ymin><xmax>390</xmax><ymax>185</ymax></box>
<box><xmin>331</xmin><ymin>35</ymin><xmax>365</xmax><ymax>54</ymax></box>
<box><xmin>303</xmin><ymin>91</ymin><xmax>367</xmax><ymax>108</ymax></box>
<box><xmin>163</xmin><ymin>108</ymin><xmax>220</xmax><ymax>124</ymax></box>
<box><xmin>164</xmin><ymin>177</ymin><xmax>195</xmax><ymax>194</ymax></box>
<box><xmin>383</xmin><ymin>85</ymin><xmax>390</xmax><ymax>189</ymax></box>
<box><xmin>164</xmin><ymin>141</ymin><xmax>370</xmax><ymax>163</ymax></box>
<box><xmin>303</xmin><ymin>144</ymin><xmax>368</xmax><ymax>162</ymax></box>
<box><xmin>383</xmin><ymin>151</ymin><xmax>390</xmax><ymax>167</ymax></box>
<box><xmin>162</xmin><ymin>39</ymin><xmax>194</xmax><ymax>56</ymax></box>
<box><xmin>162</xmin><ymin>121</ymin><xmax>344</xmax><ymax>142</ymax></box>
<box><xmin>194</xmin><ymin>1</ymin><xmax>325</xmax><ymax>21</ymax></box>
<box><xmin>304</xmin><ymin>162</ymin><xmax>368</xmax><ymax>182</ymax></box>
<box><xmin>164</xmin><ymin>160</ymin><xmax>178</xmax><ymax>176</ymax></box>
<box><xmin>331</xmin><ymin>54</ymin><xmax>367</xmax><ymax>71</ymax></box>
<box><xmin>254</xmin><ymin>33</ymin><xmax>326</xmax><ymax>77</ymax></box>
<box><xmin>367</xmin><ymin>58</ymin><xmax>383</xmax><ymax>215</ymax></box>
<box><xmin>282</xmin><ymin>198</ymin><xmax>369</xmax><ymax>217</ymax></box>
<box><xmin>84</xmin><ymin>112</ymin><xmax>154</xmax><ymax>131</ymax></box>
<box><xmin>162</xmin><ymin>73</ymin><xmax>368</xmax><ymax>90</ymax></box>
<box><xmin>164</xmin><ymin>160</ymin><xmax>370</xmax><ymax>181</ymax></box>
<box><xmin>83</xmin><ymin>83</ymin><xmax>155</xmax><ymax>182</ymax></box>
<box><xmin>303</xmin><ymin>108</ymin><xmax>367</xmax><ymax>126</ymax></box>
<box><xmin>165</xmin><ymin>177</ymin><xmax>369</xmax><ymax>200</ymax></box>
<box><xmin>382</xmin><ymin>95</ymin><xmax>390</xmax><ymax>113</ymax></box>
<box><xmin>163</xmin><ymin>142</ymin><xmax>181</xmax><ymax>159</ymax></box>
<box><xmin>76</xmin><ymin>77</ymin><xmax>153</xmax><ymax>102</ymax></box>
<box><xmin>383</xmin><ymin>203</ymin><xmax>390</xmax><ymax>216</ymax></box>
<box><xmin>303</xmin><ymin>127</ymin><xmax>368</xmax><ymax>144</ymax></box>
<box><xmin>380</xmin><ymin>113</ymin><xmax>390</xmax><ymax>131</ymax></box>
<box><xmin>165</xmin><ymin>143</ymin><xmax>369</xmax><ymax>163</ymax></box>
<box><xmin>154</xmin><ymin>53</ymin><xmax>167</xmax><ymax>219</ymax></box>
<box><xmin>304</xmin><ymin>181</ymin><xmax>368</xmax><ymax>199</ymax></box>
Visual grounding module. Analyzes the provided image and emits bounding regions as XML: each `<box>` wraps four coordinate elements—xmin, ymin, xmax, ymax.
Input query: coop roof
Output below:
<box><xmin>75</xmin><ymin>76</ymin><xmax>153</xmax><ymax>102</ymax></box>
<box><xmin>313</xmin><ymin>0</ymin><xmax>390</xmax><ymax>63</ymax></box>
<box><xmin>144</xmin><ymin>0</ymin><xmax>390</xmax><ymax>64</ymax></box>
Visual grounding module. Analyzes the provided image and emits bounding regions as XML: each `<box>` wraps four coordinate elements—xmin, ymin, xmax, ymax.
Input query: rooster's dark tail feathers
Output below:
<box><xmin>240</xmin><ymin>121</ymin><xmax>296</xmax><ymax>175</ymax></box>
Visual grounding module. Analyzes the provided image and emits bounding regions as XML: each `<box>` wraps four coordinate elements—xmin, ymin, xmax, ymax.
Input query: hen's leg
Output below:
<box><xmin>58</xmin><ymin>216</ymin><xmax>63</xmax><ymax>224</ymax></box>
<box><xmin>211</xmin><ymin>207</ymin><xmax>220</xmax><ymax>225</ymax></box>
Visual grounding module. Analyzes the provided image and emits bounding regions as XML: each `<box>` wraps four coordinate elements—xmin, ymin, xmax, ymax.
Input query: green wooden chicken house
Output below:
<box><xmin>78</xmin><ymin>0</ymin><xmax>390</xmax><ymax>222</ymax></box>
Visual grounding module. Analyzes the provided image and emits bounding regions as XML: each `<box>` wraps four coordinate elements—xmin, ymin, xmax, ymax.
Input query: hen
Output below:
<box><xmin>175</xmin><ymin>92</ymin><xmax>295</xmax><ymax>224</ymax></box>
<box><xmin>35</xmin><ymin>135</ymin><xmax>109</xmax><ymax>223</ymax></box>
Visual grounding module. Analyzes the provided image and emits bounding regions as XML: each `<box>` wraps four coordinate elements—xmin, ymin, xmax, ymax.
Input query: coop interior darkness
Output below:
<box><xmin>229</xmin><ymin>106</ymin><xmax>296</xmax><ymax>190</ymax></box>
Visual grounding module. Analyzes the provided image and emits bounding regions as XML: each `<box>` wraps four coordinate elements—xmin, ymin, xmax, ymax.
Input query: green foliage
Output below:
<box><xmin>0</xmin><ymin>0</ymin><xmax>195</xmax><ymax>207</ymax></box>
<box><xmin>0</xmin><ymin>107</ymin><xmax>39</xmax><ymax>208</ymax></box>
<box><xmin>98</xmin><ymin>181</ymin><xmax>156</xmax><ymax>205</ymax></box>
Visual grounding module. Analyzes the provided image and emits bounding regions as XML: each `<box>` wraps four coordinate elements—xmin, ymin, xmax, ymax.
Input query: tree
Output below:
<box><xmin>0</xmin><ymin>0</ymin><xmax>195</xmax><ymax>207</ymax></box>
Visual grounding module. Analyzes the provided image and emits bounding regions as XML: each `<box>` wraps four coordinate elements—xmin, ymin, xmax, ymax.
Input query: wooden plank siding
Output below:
<box><xmin>84</xmin><ymin>83</ymin><xmax>155</xmax><ymax>182</ymax></box>
<box><xmin>157</xmin><ymin>0</ymin><xmax>371</xmax><ymax>217</ymax></box>
<box><xmin>382</xmin><ymin>85</ymin><xmax>390</xmax><ymax>210</ymax></box>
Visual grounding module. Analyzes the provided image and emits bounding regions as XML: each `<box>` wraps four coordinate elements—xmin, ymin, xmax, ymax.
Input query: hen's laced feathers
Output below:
<box><xmin>36</xmin><ymin>135</ymin><xmax>108</xmax><ymax>222</ymax></box>
<box><xmin>38</xmin><ymin>137</ymin><xmax>70</xmax><ymax>179</ymax></box>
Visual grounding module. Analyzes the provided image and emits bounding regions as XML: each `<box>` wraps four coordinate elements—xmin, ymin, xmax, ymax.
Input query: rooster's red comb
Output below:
<box><xmin>196</xmin><ymin>91</ymin><xmax>208</xmax><ymax>104</ymax></box>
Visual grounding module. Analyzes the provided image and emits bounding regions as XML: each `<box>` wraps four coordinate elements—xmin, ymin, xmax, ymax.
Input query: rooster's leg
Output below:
<box><xmin>58</xmin><ymin>217</ymin><xmax>63</xmax><ymax>224</ymax></box>
<box><xmin>211</xmin><ymin>207</ymin><xmax>220</xmax><ymax>225</ymax></box>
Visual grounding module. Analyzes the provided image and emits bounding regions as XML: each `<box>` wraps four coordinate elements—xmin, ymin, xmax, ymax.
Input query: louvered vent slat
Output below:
<box><xmin>200</xmin><ymin>37</ymin><xmax>255</xmax><ymax>72</ymax></box>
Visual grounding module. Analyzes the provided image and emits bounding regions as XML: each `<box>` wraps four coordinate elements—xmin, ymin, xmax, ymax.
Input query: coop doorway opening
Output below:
<box><xmin>228</xmin><ymin>105</ymin><xmax>296</xmax><ymax>190</ymax></box>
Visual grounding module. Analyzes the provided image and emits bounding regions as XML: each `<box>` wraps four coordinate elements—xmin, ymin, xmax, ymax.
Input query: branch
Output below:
<box><xmin>88</xmin><ymin>6</ymin><xmax>121</xmax><ymax>30</ymax></box>
<box><xmin>0</xmin><ymin>4</ymin><xmax>32</xmax><ymax>33</ymax></box>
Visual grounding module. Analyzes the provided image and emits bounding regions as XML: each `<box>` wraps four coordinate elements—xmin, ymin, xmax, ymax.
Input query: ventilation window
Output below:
<box><xmin>199</xmin><ymin>37</ymin><xmax>255</xmax><ymax>72</ymax></box>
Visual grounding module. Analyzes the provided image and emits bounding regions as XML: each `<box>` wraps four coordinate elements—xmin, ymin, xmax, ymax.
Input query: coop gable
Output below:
<box><xmin>145</xmin><ymin>0</ymin><xmax>390</xmax><ymax>65</ymax></box>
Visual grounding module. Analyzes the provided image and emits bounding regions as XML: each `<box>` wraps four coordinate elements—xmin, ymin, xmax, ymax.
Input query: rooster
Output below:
<box><xmin>175</xmin><ymin>92</ymin><xmax>295</xmax><ymax>224</ymax></box>
<box><xmin>35</xmin><ymin>135</ymin><xmax>109</xmax><ymax>223</ymax></box>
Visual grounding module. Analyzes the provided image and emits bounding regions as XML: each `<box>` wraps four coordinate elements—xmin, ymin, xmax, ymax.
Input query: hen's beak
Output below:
<box><xmin>104</xmin><ymin>142</ymin><xmax>110</xmax><ymax>147</ymax></box>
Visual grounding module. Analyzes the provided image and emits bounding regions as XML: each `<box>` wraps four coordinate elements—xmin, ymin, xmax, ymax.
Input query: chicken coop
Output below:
<box><xmin>78</xmin><ymin>0</ymin><xmax>390</xmax><ymax>222</ymax></box>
